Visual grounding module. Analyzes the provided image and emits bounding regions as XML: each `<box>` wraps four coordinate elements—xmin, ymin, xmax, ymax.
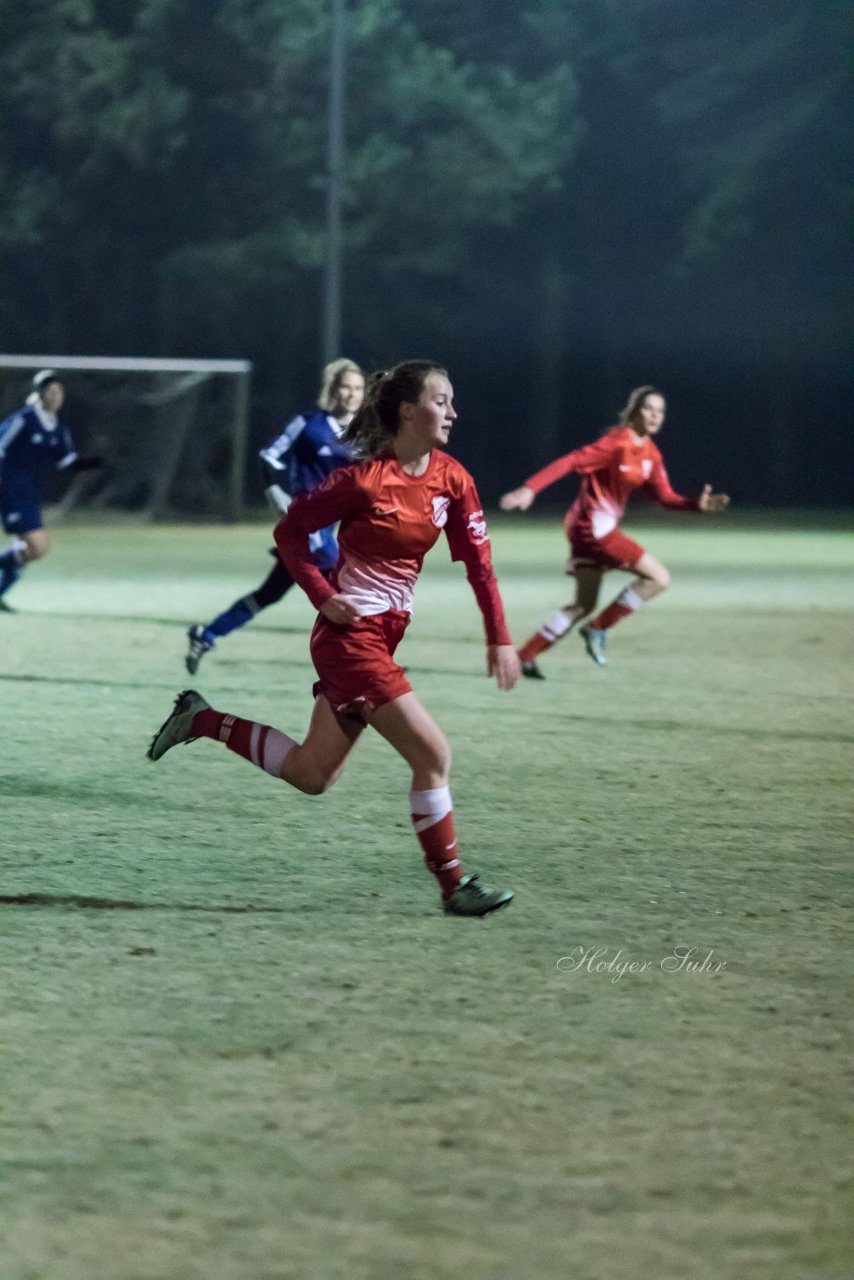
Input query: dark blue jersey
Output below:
<box><xmin>259</xmin><ymin>408</ymin><xmax>352</xmax><ymax>497</ymax></box>
<box><xmin>0</xmin><ymin>402</ymin><xmax>77</xmax><ymax>505</ymax></box>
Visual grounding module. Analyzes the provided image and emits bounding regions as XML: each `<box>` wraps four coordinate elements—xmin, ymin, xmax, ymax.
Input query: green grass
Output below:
<box><xmin>1</xmin><ymin>512</ymin><xmax>852</xmax><ymax>1280</ymax></box>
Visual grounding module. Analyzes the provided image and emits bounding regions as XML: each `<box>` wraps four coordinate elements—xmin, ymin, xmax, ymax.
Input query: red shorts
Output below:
<box><xmin>310</xmin><ymin>609</ymin><xmax>413</xmax><ymax>718</ymax></box>
<box><xmin>565</xmin><ymin>517</ymin><xmax>645</xmax><ymax>575</ymax></box>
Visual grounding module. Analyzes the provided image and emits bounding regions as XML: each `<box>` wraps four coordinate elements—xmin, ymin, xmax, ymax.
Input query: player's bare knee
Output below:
<box><xmin>638</xmin><ymin>563</ymin><xmax>670</xmax><ymax>595</ymax></box>
<box><xmin>296</xmin><ymin>769</ymin><xmax>338</xmax><ymax>796</ymax></box>
<box><xmin>411</xmin><ymin>745</ymin><xmax>451</xmax><ymax>788</ymax></box>
<box><xmin>23</xmin><ymin>537</ymin><xmax>48</xmax><ymax>561</ymax></box>
<box><xmin>282</xmin><ymin>749</ymin><xmax>342</xmax><ymax>795</ymax></box>
<box><xmin>409</xmin><ymin>729</ymin><xmax>450</xmax><ymax>778</ymax></box>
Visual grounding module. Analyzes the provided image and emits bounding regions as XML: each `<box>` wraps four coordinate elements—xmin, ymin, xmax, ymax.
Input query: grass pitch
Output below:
<box><xmin>1</xmin><ymin>511</ymin><xmax>852</xmax><ymax>1280</ymax></box>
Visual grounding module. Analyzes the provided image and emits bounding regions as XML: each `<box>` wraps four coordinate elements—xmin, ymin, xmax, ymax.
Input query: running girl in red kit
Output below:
<box><xmin>500</xmin><ymin>386</ymin><xmax>729</xmax><ymax>675</ymax></box>
<box><xmin>148</xmin><ymin>361</ymin><xmax>520</xmax><ymax>917</ymax></box>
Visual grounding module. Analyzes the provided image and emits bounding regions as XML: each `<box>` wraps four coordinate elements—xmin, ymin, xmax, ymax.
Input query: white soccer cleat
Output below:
<box><xmin>185</xmin><ymin>625</ymin><xmax>214</xmax><ymax>676</ymax></box>
<box><xmin>579</xmin><ymin>625</ymin><xmax>607</xmax><ymax>666</ymax></box>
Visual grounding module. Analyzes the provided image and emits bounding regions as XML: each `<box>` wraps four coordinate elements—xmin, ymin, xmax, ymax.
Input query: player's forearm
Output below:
<box><xmin>647</xmin><ymin>462</ymin><xmax>701</xmax><ymax>512</ymax></box>
<box><xmin>524</xmin><ymin>439</ymin><xmax>614</xmax><ymax>493</ymax></box>
<box><xmin>259</xmin><ymin>447</ymin><xmax>288</xmax><ymax>472</ymax></box>
<box><xmin>654</xmin><ymin>489</ymin><xmax>700</xmax><ymax>512</ymax></box>
<box><xmin>465</xmin><ymin>565</ymin><xmax>512</xmax><ymax>647</ymax></box>
<box><xmin>273</xmin><ymin>517</ymin><xmax>336</xmax><ymax>610</ymax></box>
<box><xmin>523</xmin><ymin>452</ymin><xmax>577</xmax><ymax>494</ymax></box>
<box><xmin>275</xmin><ymin>539</ymin><xmax>335</xmax><ymax>609</ymax></box>
<box><xmin>294</xmin><ymin>565</ymin><xmax>337</xmax><ymax>611</ymax></box>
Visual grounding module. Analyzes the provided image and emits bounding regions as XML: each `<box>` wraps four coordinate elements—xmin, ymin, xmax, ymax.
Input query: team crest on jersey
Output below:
<box><xmin>431</xmin><ymin>495</ymin><xmax>450</xmax><ymax>528</ymax></box>
<box><xmin>467</xmin><ymin>509</ymin><xmax>488</xmax><ymax>545</ymax></box>
<box><xmin>641</xmin><ymin>458</ymin><xmax>653</xmax><ymax>479</ymax></box>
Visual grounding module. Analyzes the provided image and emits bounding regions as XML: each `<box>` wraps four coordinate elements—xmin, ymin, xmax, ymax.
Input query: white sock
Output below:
<box><xmin>248</xmin><ymin>724</ymin><xmax>297</xmax><ymax>777</ymax></box>
<box><xmin>409</xmin><ymin>785</ymin><xmax>453</xmax><ymax>833</ymax></box>
<box><xmin>617</xmin><ymin>586</ymin><xmax>644</xmax><ymax>612</ymax></box>
<box><xmin>537</xmin><ymin>609</ymin><xmax>572</xmax><ymax>642</ymax></box>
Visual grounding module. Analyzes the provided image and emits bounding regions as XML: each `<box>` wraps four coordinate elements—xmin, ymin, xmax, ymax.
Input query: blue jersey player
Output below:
<box><xmin>0</xmin><ymin>370</ymin><xmax>102</xmax><ymax>609</ymax></box>
<box><xmin>185</xmin><ymin>358</ymin><xmax>364</xmax><ymax>674</ymax></box>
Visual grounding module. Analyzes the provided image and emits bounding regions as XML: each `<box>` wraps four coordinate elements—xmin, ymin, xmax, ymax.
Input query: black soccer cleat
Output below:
<box><xmin>443</xmin><ymin>874</ymin><xmax>514</xmax><ymax>917</ymax></box>
<box><xmin>147</xmin><ymin>689</ymin><xmax>211</xmax><ymax>761</ymax></box>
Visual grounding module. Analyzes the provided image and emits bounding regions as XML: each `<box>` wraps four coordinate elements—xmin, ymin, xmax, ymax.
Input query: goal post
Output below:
<box><xmin>0</xmin><ymin>354</ymin><xmax>253</xmax><ymax>522</ymax></box>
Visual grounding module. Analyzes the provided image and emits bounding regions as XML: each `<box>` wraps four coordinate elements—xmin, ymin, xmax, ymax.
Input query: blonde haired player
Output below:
<box><xmin>184</xmin><ymin>358</ymin><xmax>365</xmax><ymax>674</ymax></box>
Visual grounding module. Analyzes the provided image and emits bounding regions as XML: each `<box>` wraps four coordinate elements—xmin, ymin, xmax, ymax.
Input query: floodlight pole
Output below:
<box><xmin>321</xmin><ymin>0</ymin><xmax>348</xmax><ymax>366</ymax></box>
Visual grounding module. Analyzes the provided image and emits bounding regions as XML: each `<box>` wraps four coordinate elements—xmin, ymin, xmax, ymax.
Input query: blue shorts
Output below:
<box><xmin>308</xmin><ymin>524</ymin><xmax>339</xmax><ymax>573</ymax></box>
<box><xmin>1</xmin><ymin>494</ymin><xmax>42</xmax><ymax>536</ymax></box>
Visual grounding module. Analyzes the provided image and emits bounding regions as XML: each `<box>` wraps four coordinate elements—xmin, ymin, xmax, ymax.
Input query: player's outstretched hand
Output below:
<box><xmin>698</xmin><ymin>483</ymin><xmax>730</xmax><ymax>513</ymax></box>
<box><xmin>319</xmin><ymin>594</ymin><xmax>361</xmax><ymax>626</ymax></box>
<box><xmin>499</xmin><ymin>485</ymin><xmax>535</xmax><ymax>512</ymax></box>
<box><xmin>487</xmin><ymin>644</ymin><xmax>521</xmax><ymax>690</ymax></box>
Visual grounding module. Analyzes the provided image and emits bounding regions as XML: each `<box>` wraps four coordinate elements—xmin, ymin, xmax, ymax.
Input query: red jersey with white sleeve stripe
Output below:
<box><xmin>524</xmin><ymin>426</ymin><xmax>699</xmax><ymax>541</ymax></box>
<box><xmin>275</xmin><ymin>449</ymin><xmax>511</xmax><ymax>646</ymax></box>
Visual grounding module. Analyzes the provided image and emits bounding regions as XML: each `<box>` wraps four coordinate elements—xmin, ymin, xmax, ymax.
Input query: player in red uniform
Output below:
<box><xmin>147</xmin><ymin>361</ymin><xmax>521</xmax><ymax>917</ymax></box>
<box><xmin>500</xmin><ymin>386</ymin><xmax>729</xmax><ymax>674</ymax></box>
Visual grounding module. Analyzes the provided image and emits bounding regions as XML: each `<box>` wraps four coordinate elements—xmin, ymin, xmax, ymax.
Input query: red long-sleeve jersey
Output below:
<box><xmin>524</xmin><ymin>427</ymin><xmax>699</xmax><ymax>540</ymax></box>
<box><xmin>275</xmin><ymin>450</ymin><xmax>511</xmax><ymax>647</ymax></box>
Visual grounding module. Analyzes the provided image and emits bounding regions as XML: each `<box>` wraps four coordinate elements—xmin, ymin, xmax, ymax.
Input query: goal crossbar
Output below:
<box><xmin>0</xmin><ymin>354</ymin><xmax>251</xmax><ymax>375</ymax></box>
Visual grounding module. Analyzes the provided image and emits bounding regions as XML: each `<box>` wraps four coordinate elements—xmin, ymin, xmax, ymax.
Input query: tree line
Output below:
<box><xmin>0</xmin><ymin>0</ymin><xmax>849</xmax><ymax>502</ymax></box>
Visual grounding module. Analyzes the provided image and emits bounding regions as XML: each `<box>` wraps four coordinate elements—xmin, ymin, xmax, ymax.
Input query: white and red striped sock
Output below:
<box><xmin>191</xmin><ymin>708</ymin><xmax>296</xmax><ymax>778</ymax></box>
<box><xmin>592</xmin><ymin>585</ymin><xmax>644</xmax><ymax>631</ymax></box>
<box><xmin>519</xmin><ymin>609</ymin><xmax>572</xmax><ymax>661</ymax></box>
<box><xmin>410</xmin><ymin>785</ymin><xmax>464</xmax><ymax>898</ymax></box>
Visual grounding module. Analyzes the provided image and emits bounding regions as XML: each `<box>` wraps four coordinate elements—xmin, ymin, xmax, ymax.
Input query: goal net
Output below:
<box><xmin>0</xmin><ymin>355</ymin><xmax>252</xmax><ymax>521</ymax></box>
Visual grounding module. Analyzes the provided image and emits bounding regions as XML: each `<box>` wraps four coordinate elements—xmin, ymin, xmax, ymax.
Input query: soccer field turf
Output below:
<box><xmin>2</xmin><ymin>513</ymin><xmax>852</xmax><ymax>1280</ymax></box>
